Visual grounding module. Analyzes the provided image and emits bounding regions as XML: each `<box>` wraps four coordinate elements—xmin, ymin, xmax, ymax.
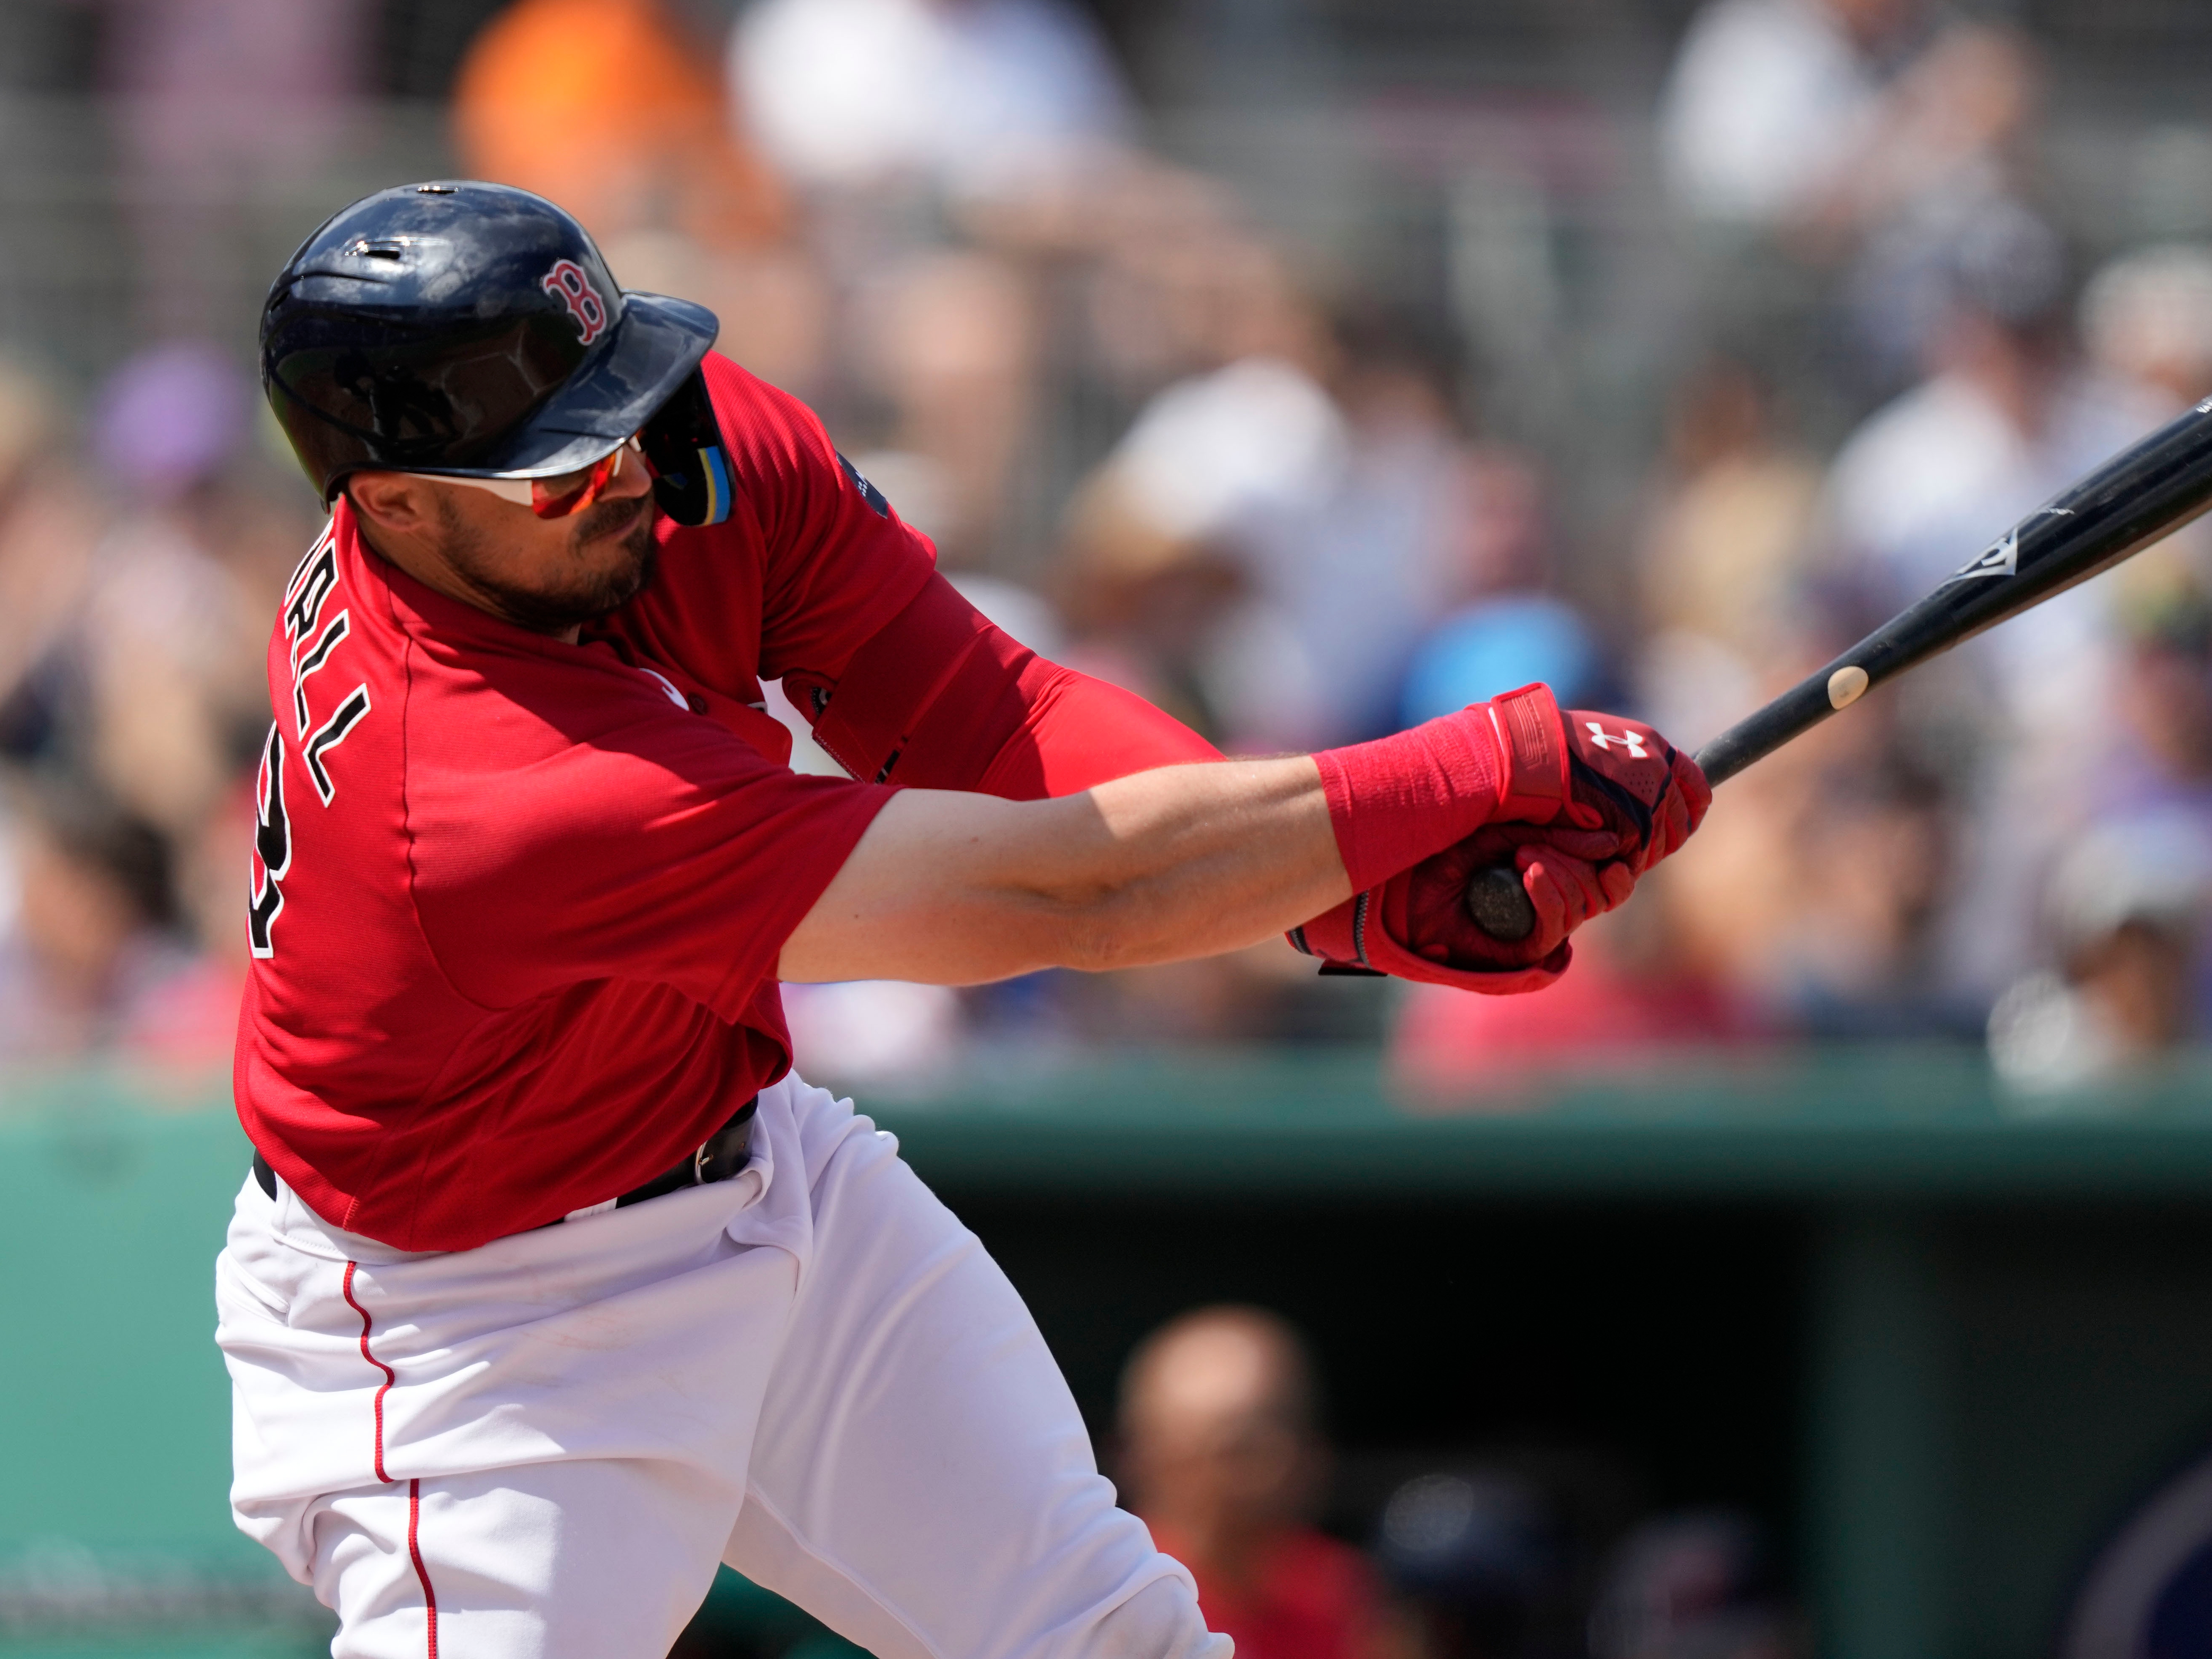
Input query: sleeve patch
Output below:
<box><xmin>836</xmin><ymin>452</ymin><xmax>891</xmax><ymax>518</ymax></box>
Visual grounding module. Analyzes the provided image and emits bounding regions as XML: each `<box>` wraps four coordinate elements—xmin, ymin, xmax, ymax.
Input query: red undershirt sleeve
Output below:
<box><xmin>786</xmin><ymin>571</ymin><xmax>1223</xmax><ymax>798</ymax></box>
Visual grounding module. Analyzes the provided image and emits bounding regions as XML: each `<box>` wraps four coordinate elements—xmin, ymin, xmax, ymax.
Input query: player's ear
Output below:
<box><xmin>346</xmin><ymin>471</ymin><xmax>435</xmax><ymax>536</ymax></box>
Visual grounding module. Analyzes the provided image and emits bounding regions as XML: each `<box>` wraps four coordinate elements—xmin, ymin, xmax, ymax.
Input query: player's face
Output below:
<box><xmin>422</xmin><ymin>451</ymin><xmax>661</xmax><ymax>635</ymax></box>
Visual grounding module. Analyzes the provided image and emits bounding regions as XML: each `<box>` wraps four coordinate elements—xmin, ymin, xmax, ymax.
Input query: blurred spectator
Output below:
<box><xmin>103</xmin><ymin>0</ymin><xmax>371</xmax><ymax>339</ymax></box>
<box><xmin>730</xmin><ymin>0</ymin><xmax>1135</xmax><ymax>202</ymax></box>
<box><xmin>1659</xmin><ymin>0</ymin><xmax>1919</xmax><ymax>230</ymax></box>
<box><xmin>0</xmin><ymin>776</ymin><xmax>234</xmax><ymax>1069</ymax></box>
<box><xmin>1757</xmin><ymin>760</ymin><xmax>1965</xmax><ymax>1037</ymax></box>
<box><xmin>454</xmin><ymin>0</ymin><xmax>788</xmax><ymax>251</ymax></box>
<box><xmin>2081</xmin><ymin>244</ymin><xmax>2212</xmax><ymax>413</ymax></box>
<box><xmin>63</xmin><ymin>344</ymin><xmax>299</xmax><ymax>836</ymax></box>
<box><xmin>1816</xmin><ymin>203</ymin><xmax>2155</xmax><ymax>1003</ymax></box>
<box><xmin>1061</xmin><ymin>351</ymin><xmax>1339</xmax><ymax>742</ymax></box>
<box><xmin>849</xmin><ymin>248</ymin><xmax>1044</xmax><ymax>563</ymax></box>
<box><xmin>1369</xmin><ymin>1469</ymin><xmax>1571</xmax><ymax>1659</ymax></box>
<box><xmin>1989</xmin><ymin>585</ymin><xmax>2212</xmax><ymax>1090</ymax></box>
<box><xmin>1400</xmin><ymin>594</ymin><xmax>1606</xmax><ymax>730</ymax></box>
<box><xmin>1820</xmin><ymin>202</ymin><xmax>2116</xmax><ymax>600</ymax></box>
<box><xmin>1834</xmin><ymin>27</ymin><xmax>2044</xmax><ymax>384</ymax></box>
<box><xmin>1065</xmin><ymin>309</ymin><xmax>1508</xmax><ymax>752</ymax></box>
<box><xmin>1663</xmin><ymin>0</ymin><xmax>2036</xmax><ymax>285</ymax></box>
<box><xmin>2102</xmin><ymin>577</ymin><xmax>2212</xmax><ymax>826</ymax></box>
<box><xmin>1632</xmin><ymin>361</ymin><xmax>1821</xmax><ymax>751</ymax></box>
<box><xmin>1988</xmin><ymin>812</ymin><xmax>2212</xmax><ymax>1093</ymax></box>
<box><xmin>0</xmin><ymin>362</ymin><xmax>102</xmax><ymax>755</ymax></box>
<box><xmin>1587</xmin><ymin>1511</ymin><xmax>1801</xmax><ymax>1659</ymax></box>
<box><xmin>1118</xmin><ymin>1306</ymin><xmax>1384</xmax><ymax>1659</ymax></box>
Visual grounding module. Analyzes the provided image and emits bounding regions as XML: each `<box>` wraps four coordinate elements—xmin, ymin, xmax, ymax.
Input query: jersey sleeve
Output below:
<box><xmin>700</xmin><ymin>353</ymin><xmax>939</xmax><ymax>684</ymax></box>
<box><xmin>787</xmin><ymin>569</ymin><xmax>1223</xmax><ymax>795</ymax></box>
<box><xmin>407</xmin><ymin>679</ymin><xmax>894</xmax><ymax>1018</ymax></box>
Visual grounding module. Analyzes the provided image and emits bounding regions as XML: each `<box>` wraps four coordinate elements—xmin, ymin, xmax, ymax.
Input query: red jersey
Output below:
<box><xmin>1151</xmin><ymin>1526</ymin><xmax>1381</xmax><ymax>1659</ymax></box>
<box><xmin>237</xmin><ymin>354</ymin><xmax>927</xmax><ymax>1250</ymax></box>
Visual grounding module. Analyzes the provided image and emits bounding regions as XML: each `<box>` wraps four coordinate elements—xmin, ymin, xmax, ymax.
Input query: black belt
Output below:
<box><xmin>251</xmin><ymin>1097</ymin><xmax>760</xmax><ymax>1223</ymax></box>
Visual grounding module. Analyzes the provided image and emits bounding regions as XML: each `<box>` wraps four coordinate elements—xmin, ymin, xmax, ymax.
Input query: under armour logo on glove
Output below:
<box><xmin>1583</xmin><ymin>722</ymin><xmax>1647</xmax><ymax>758</ymax></box>
<box><xmin>1562</xmin><ymin>708</ymin><xmax>1710</xmax><ymax>874</ymax></box>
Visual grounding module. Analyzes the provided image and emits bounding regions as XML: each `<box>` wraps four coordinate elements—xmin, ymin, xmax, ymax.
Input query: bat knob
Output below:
<box><xmin>1465</xmin><ymin>864</ymin><xmax>1537</xmax><ymax>942</ymax></box>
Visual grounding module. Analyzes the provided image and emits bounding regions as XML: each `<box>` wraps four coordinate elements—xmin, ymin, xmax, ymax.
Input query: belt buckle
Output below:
<box><xmin>692</xmin><ymin>1142</ymin><xmax>712</xmax><ymax>1186</ymax></box>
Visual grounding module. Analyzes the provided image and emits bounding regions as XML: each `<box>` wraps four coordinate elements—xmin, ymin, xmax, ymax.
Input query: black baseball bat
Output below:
<box><xmin>1465</xmin><ymin>394</ymin><xmax>2212</xmax><ymax>943</ymax></box>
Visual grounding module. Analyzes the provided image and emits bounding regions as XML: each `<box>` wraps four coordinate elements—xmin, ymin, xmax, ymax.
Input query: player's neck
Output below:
<box><xmin>351</xmin><ymin>509</ymin><xmax>584</xmax><ymax>644</ymax></box>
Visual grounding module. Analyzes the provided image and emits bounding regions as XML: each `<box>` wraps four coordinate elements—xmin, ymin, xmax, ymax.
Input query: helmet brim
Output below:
<box><xmin>402</xmin><ymin>291</ymin><xmax>719</xmax><ymax>483</ymax></box>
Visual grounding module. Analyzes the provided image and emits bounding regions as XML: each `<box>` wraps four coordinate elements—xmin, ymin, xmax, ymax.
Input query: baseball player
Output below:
<box><xmin>215</xmin><ymin>182</ymin><xmax>1706</xmax><ymax>1659</ymax></box>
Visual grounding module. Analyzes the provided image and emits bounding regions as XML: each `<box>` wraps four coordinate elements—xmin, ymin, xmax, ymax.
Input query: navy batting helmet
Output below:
<box><xmin>259</xmin><ymin>180</ymin><xmax>734</xmax><ymax>526</ymax></box>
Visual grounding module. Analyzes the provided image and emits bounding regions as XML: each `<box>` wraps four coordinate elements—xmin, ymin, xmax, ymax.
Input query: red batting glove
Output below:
<box><xmin>1289</xmin><ymin>825</ymin><xmax>1634</xmax><ymax>995</ymax></box>
<box><xmin>1559</xmin><ymin>711</ymin><xmax>1711</xmax><ymax>874</ymax></box>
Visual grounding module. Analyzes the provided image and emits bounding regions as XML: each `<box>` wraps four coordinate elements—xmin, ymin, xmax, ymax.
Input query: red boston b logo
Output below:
<box><xmin>542</xmin><ymin>259</ymin><xmax>609</xmax><ymax>346</ymax></box>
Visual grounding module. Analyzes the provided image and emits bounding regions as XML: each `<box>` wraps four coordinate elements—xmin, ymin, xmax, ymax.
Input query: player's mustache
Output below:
<box><xmin>569</xmin><ymin>490</ymin><xmax>654</xmax><ymax>550</ymax></box>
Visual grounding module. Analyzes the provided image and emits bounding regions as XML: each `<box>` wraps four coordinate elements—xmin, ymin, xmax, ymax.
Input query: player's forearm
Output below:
<box><xmin>776</xmin><ymin>757</ymin><xmax>1348</xmax><ymax>985</ymax></box>
<box><xmin>1051</xmin><ymin>756</ymin><xmax>1348</xmax><ymax>967</ymax></box>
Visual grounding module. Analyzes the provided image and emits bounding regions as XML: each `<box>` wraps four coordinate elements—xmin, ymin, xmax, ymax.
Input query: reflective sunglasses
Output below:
<box><xmin>420</xmin><ymin>436</ymin><xmax>642</xmax><ymax>520</ymax></box>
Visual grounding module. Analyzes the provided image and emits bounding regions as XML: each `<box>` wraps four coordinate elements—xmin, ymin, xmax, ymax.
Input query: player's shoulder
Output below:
<box><xmin>700</xmin><ymin>349</ymin><xmax>831</xmax><ymax>463</ymax></box>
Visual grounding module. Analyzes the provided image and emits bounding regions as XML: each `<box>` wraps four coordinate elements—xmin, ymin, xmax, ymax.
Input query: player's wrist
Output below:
<box><xmin>1311</xmin><ymin>682</ymin><xmax>1567</xmax><ymax>893</ymax></box>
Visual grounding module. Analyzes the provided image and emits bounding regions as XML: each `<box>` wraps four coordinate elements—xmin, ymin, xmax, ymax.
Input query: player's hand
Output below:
<box><xmin>1288</xmin><ymin>823</ymin><xmax>1633</xmax><ymax>994</ymax></box>
<box><xmin>1390</xmin><ymin>823</ymin><xmax>1635</xmax><ymax>972</ymax></box>
<box><xmin>1559</xmin><ymin>710</ymin><xmax>1711</xmax><ymax>873</ymax></box>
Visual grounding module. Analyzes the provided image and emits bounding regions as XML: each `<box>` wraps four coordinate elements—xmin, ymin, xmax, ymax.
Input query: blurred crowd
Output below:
<box><xmin>1111</xmin><ymin>1303</ymin><xmax>1798</xmax><ymax>1659</ymax></box>
<box><xmin>7</xmin><ymin>0</ymin><xmax>2212</xmax><ymax>1100</ymax></box>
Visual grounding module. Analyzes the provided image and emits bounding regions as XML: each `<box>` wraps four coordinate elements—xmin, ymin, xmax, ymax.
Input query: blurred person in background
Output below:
<box><xmin>453</xmin><ymin>0</ymin><xmax>817</xmax><ymax>394</ymax></box>
<box><xmin>1819</xmin><ymin>202</ymin><xmax>2128</xmax><ymax>603</ymax></box>
<box><xmin>2100</xmin><ymin>578</ymin><xmax>2212</xmax><ymax>829</ymax></box>
<box><xmin>1062</xmin><ymin>302</ymin><xmax>1511</xmax><ymax>755</ymax></box>
<box><xmin>2081</xmin><ymin>243</ymin><xmax>2212</xmax><ymax>416</ymax></box>
<box><xmin>1987</xmin><ymin>812</ymin><xmax>2212</xmax><ymax>1093</ymax></box>
<box><xmin>0</xmin><ymin>776</ymin><xmax>233</xmax><ymax>1070</ymax></box>
<box><xmin>1369</xmin><ymin>1469</ymin><xmax>1571</xmax><ymax>1659</ymax></box>
<box><xmin>455</xmin><ymin>0</ymin><xmax>788</xmax><ymax>252</ymax></box>
<box><xmin>1817</xmin><ymin>201</ymin><xmax>2152</xmax><ymax>1008</ymax></box>
<box><xmin>1988</xmin><ymin>582</ymin><xmax>2212</xmax><ymax>1090</ymax></box>
<box><xmin>1630</xmin><ymin>360</ymin><xmax>1822</xmax><ymax>752</ymax></box>
<box><xmin>1833</xmin><ymin>25</ymin><xmax>2044</xmax><ymax>390</ymax></box>
<box><xmin>1659</xmin><ymin>0</ymin><xmax>1928</xmax><ymax>232</ymax></box>
<box><xmin>1118</xmin><ymin>1306</ymin><xmax>1384</xmax><ymax>1659</ymax></box>
<box><xmin>1662</xmin><ymin>0</ymin><xmax>2044</xmax><ymax>417</ymax></box>
<box><xmin>1661</xmin><ymin>0</ymin><xmax>2036</xmax><ymax>274</ymax></box>
<box><xmin>1055</xmin><ymin>264</ymin><xmax>1337</xmax><ymax>741</ymax></box>
<box><xmin>59</xmin><ymin>343</ymin><xmax>303</xmax><ymax>839</ymax></box>
<box><xmin>727</xmin><ymin>0</ymin><xmax>1144</xmax><ymax>562</ymax></box>
<box><xmin>1586</xmin><ymin>1511</ymin><xmax>1801</xmax><ymax>1659</ymax></box>
<box><xmin>0</xmin><ymin>361</ymin><xmax>103</xmax><ymax>760</ymax></box>
<box><xmin>730</xmin><ymin>0</ymin><xmax>1134</xmax><ymax>203</ymax></box>
<box><xmin>102</xmin><ymin>0</ymin><xmax>371</xmax><ymax>340</ymax></box>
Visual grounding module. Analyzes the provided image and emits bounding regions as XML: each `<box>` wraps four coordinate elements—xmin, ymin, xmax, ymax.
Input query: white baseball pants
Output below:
<box><xmin>214</xmin><ymin>1073</ymin><xmax>1225</xmax><ymax>1659</ymax></box>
